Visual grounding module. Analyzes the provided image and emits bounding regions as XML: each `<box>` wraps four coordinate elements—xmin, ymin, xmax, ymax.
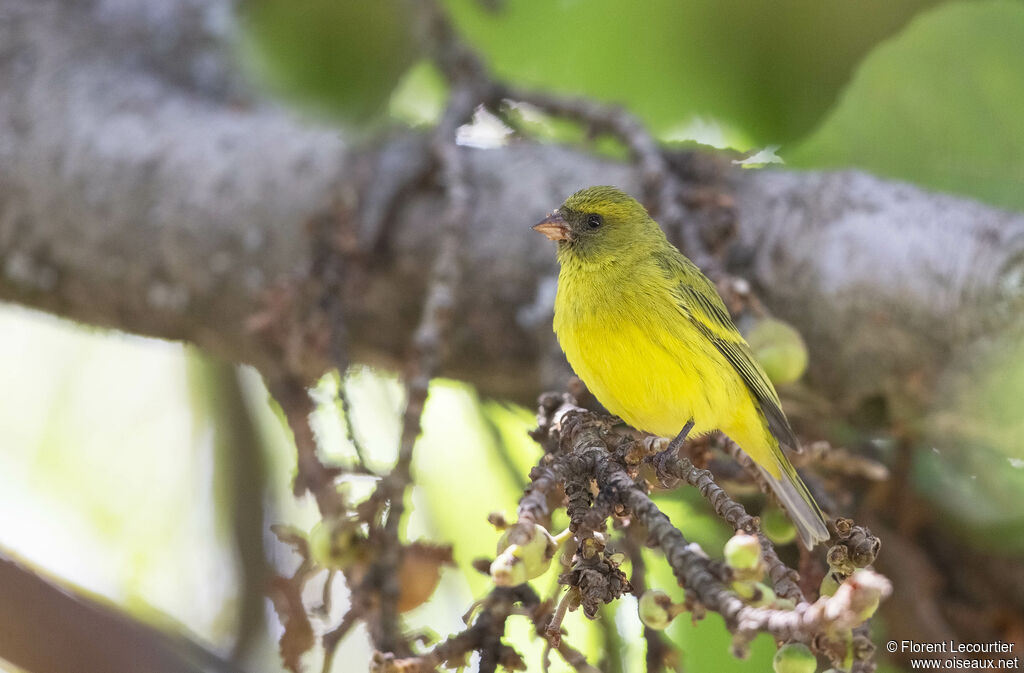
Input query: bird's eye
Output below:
<box><xmin>587</xmin><ymin>214</ymin><xmax>603</xmax><ymax>229</ymax></box>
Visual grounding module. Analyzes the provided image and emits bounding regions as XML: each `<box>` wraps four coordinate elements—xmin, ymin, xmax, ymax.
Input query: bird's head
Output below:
<box><xmin>533</xmin><ymin>186</ymin><xmax>663</xmax><ymax>263</ymax></box>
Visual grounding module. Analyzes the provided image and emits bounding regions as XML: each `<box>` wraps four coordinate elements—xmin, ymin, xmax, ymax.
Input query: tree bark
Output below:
<box><xmin>2</xmin><ymin>0</ymin><xmax>1022</xmax><ymax>407</ymax></box>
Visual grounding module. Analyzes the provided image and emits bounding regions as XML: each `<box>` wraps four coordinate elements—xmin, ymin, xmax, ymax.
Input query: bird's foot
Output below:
<box><xmin>666</xmin><ymin>419</ymin><xmax>695</xmax><ymax>456</ymax></box>
<box><xmin>648</xmin><ymin>420</ymin><xmax>696</xmax><ymax>487</ymax></box>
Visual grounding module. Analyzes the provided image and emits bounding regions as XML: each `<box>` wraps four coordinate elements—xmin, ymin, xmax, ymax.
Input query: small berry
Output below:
<box><xmin>750</xmin><ymin>583</ymin><xmax>777</xmax><ymax>607</ymax></box>
<box><xmin>761</xmin><ymin>508</ymin><xmax>798</xmax><ymax>545</ymax></box>
<box><xmin>491</xmin><ymin>523</ymin><xmax>557</xmax><ymax>586</ymax></box>
<box><xmin>724</xmin><ymin>532</ymin><xmax>763</xmax><ymax>577</ymax></box>
<box><xmin>747</xmin><ymin>319</ymin><xmax>809</xmax><ymax>385</ymax></box>
<box><xmin>638</xmin><ymin>590</ymin><xmax>673</xmax><ymax>630</ymax></box>
<box><xmin>773</xmin><ymin>643</ymin><xmax>817</xmax><ymax>673</ymax></box>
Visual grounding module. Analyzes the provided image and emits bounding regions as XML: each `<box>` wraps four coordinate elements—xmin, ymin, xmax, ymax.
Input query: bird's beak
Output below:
<box><xmin>532</xmin><ymin>212</ymin><xmax>571</xmax><ymax>242</ymax></box>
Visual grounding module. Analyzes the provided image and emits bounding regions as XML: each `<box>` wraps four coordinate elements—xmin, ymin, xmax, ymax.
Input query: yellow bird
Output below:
<box><xmin>533</xmin><ymin>186</ymin><xmax>829</xmax><ymax>549</ymax></box>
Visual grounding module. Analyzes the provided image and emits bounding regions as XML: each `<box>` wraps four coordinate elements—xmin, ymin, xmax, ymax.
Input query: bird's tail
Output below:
<box><xmin>756</xmin><ymin>457</ymin><xmax>830</xmax><ymax>550</ymax></box>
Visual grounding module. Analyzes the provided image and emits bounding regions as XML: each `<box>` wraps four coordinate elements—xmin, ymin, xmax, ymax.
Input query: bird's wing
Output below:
<box><xmin>659</xmin><ymin>252</ymin><xmax>800</xmax><ymax>450</ymax></box>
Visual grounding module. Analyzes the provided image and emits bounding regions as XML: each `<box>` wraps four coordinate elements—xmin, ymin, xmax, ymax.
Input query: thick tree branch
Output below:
<box><xmin>2</xmin><ymin>0</ymin><xmax>1023</xmax><ymax>408</ymax></box>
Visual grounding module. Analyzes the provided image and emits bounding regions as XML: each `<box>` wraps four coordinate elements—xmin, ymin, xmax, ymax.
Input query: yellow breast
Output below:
<box><xmin>553</xmin><ymin>260</ymin><xmax>764</xmax><ymax>451</ymax></box>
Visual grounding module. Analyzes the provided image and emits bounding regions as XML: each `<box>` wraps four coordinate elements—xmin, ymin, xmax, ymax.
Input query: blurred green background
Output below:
<box><xmin>3</xmin><ymin>1</ymin><xmax>1024</xmax><ymax>672</ymax></box>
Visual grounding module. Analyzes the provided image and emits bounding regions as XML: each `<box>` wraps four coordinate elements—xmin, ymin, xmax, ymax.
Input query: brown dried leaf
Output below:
<box><xmin>271</xmin><ymin>524</ymin><xmax>311</xmax><ymax>558</ymax></box>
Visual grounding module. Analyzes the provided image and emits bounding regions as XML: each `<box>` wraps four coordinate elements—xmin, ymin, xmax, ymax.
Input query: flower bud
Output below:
<box><xmin>638</xmin><ymin>590</ymin><xmax>674</xmax><ymax>631</ymax></box>
<box><xmin>491</xmin><ymin>523</ymin><xmax>557</xmax><ymax>586</ymax></box>
<box><xmin>773</xmin><ymin>643</ymin><xmax>817</xmax><ymax>673</ymax></box>
<box><xmin>724</xmin><ymin>532</ymin><xmax>763</xmax><ymax>578</ymax></box>
<box><xmin>731</xmin><ymin>580</ymin><xmax>776</xmax><ymax>606</ymax></box>
<box><xmin>747</xmin><ymin>318</ymin><xmax>809</xmax><ymax>385</ymax></box>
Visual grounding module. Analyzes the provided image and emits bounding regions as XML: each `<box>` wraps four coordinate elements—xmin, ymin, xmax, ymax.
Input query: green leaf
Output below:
<box><xmin>790</xmin><ymin>0</ymin><xmax>1024</xmax><ymax>212</ymax></box>
<box><xmin>444</xmin><ymin>0</ymin><xmax>942</xmax><ymax>144</ymax></box>
<box><xmin>916</xmin><ymin>334</ymin><xmax>1024</xmax><ymax>552</ymax></box>
<box><xmin>237</xmin><ymin>0</ymin><xmax>417</xmax><ymax>125</ymax></box>
<box><xmin>388</xmin><ymin>61</ymin><xmax>449</xmax><ymax>128</ymax></box>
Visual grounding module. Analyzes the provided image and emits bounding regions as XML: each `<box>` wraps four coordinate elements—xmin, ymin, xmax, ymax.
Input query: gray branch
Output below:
<box><xmin>2</xmin><ymin>0</ymin><xmax>1022</xmax><ymax>407</ymax></box>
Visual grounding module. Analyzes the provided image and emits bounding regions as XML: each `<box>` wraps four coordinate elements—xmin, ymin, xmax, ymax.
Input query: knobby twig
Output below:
<box><xmin>521</xmin><ymin>395</ymin><xmax>888</xmax><ymax>670</ymax></box>
<box><xmin>649</xmin><ymin>445</ymin><xmax>804</xmax><ymax>603</ymax></box>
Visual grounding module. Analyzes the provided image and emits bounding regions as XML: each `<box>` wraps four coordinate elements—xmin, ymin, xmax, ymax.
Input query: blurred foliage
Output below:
<box><xmin>236</xmin><ymin>0</ymin><xmax>1024</xmax><ymax>214</ymax></box>
<box><xmin>746</xmin><ymin>318</ymin><xmax>810</xmax><ymax>385</ymax></box>
<box><xmin>791</xmin><ymin>0</ymin><xmax>1024</xmax><ymax>212</ymax></box>
<box><xmin>389</xmin><ymin>61</ymin><xmax>449</xmax><ymax>128</ymax></box>
<box><xmin>237</xmin><ymin>0</ymin><xmax>418</xmax><ymax>125</ymax></box>
<box><xmin>0</xmin><ymin>308</ymin><xmax>239</xmax><ymax>647</ymax></box>
<box><xmin>443</xmin><ymin>0</ymin><xmax>942</xmax><ymax>144</ymax></box>
<box><xmin>917</xmin><ymin>333</ymin><xmax>1024</xmax><ymax>552</ymax></box>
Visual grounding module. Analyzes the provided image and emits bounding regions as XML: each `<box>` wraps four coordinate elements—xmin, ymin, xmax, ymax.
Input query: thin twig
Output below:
<box><xmin>651</xmin><ymin>449</ymin><xmax>758</xmax><ymax>533</ymax></box>
<box><xmin>799</xmin><ymin>441</ymin><xmax>891</xmax><ymax>481</ymax></box>
<box><xmin>321</xmin><ymin>608</ymin><xmax>360</xmax><ymax>673</ymax></box>
<box><xmin>544</xmin><ymin>587</ymin><xmax>579</xmax><ymax>648</ymax></box>
<box><xmin>336</xmin><ymin>376</ymin><xmax>370</xmax><ymax>470</ymax></box>
<box><xmin>759</xmin><ymin>532</ymin><xmax>805</xmax><ymax>603</ymax></box>
<box><xmin>370</xmin><ymin>28</ymin><xmax>477</xmax><ymax>652</ymax></box>
<box><xmin>271</xmin><ymin>377</ymin><xmax>345</xmax><ymax>518</ymax></box>
<box><xmin>370</xmin><ymin>586</ymin><xmax>537</xmax><ymax>673</ymax></box>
